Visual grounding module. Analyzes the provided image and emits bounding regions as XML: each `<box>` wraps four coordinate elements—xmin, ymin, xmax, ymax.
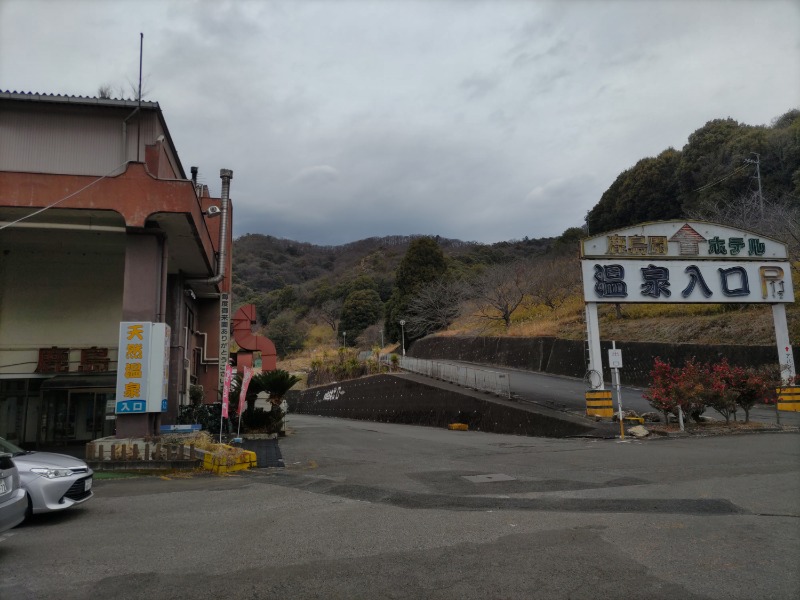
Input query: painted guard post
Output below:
<box><xmin>777</xmin><ymin>386</ymin><xmax>800</xmax><ymax>412</ymax></box>
<box><xmin>585</xmin><ymin>390</ymin><xmax>613</xmax><ymax>418</ymax></box>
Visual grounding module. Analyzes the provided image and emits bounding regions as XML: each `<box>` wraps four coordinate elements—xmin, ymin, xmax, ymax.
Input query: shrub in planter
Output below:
<box><xmin>178</xmin><ymin>402</ymin><xmax>222</xmax><ymax>434</ymax></box>
<box><xmin>242</xmin><ymin>406</ymin><xmax>285</xmax><ymax>434</ymax></box>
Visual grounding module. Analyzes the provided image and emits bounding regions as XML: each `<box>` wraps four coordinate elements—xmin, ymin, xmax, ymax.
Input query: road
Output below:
<box><xmin>441</xmin><ymin>359</ymin><xmax>799</xmax><ymax>426</ymax></box>
<box><xmin>2</xmin><ymin>414</ymin><xmax>798</xmax><ymax>599</ymax></box>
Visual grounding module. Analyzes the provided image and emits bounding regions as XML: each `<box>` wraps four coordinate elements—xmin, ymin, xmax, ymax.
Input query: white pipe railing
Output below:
<box><xmin>394</xmin><ymin>356</ymin><xmax>511</xmax><ymax>398</ymax></box>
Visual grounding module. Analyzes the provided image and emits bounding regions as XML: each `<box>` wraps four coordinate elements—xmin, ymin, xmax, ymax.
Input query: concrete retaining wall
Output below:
<box><xmin>408</xmin><ymin>336</ymin><xmax>798</xmax><ymax>387</ymax></box>
<box><xmin>287</xmin><ymin>375</ymin><xmax>597</xmax><ymax>438</ymax></box>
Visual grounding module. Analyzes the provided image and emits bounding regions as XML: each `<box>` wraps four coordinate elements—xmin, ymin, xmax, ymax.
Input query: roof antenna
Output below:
<box><xmin>138</xmin><ymin>33</ymin><xmax>143</xmax><ymax>103</ymax></box>
<box><xmin>136</xmin><ymin>32</ymin><xmax>143</xmax><ymax>161</ymax></box>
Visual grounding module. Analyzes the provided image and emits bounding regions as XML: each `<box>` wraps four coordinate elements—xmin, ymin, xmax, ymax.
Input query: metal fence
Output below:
<box><xmin>396</xmin><ymin>356</ymin><xmax>511</xmax><ymax>398</ymax></box>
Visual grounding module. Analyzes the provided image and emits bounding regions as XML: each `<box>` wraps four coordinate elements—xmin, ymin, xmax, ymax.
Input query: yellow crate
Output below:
<box><xmin>199</xmin><ymin>445</ymin><xmax>258</xmax><ymax>474</ymax></box>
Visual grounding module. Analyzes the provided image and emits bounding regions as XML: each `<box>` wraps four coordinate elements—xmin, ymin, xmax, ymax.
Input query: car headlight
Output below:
<box><xmin>31</xmin><ymin>467</ymin><xmax>73</xmax><ymax>478</ymax></box>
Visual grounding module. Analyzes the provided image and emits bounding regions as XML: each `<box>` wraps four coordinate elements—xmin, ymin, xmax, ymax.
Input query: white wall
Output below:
<box><xmin>0</xmin><ymin>228</ymin><xmax>125</xmax><ymax>374</ymax></box>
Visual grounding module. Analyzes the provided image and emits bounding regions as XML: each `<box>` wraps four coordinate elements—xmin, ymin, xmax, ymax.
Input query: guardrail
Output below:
<box><xmin>396</xmin><ymin>356</ymin><xmax>511</xmax><ymax>398</ymax></box>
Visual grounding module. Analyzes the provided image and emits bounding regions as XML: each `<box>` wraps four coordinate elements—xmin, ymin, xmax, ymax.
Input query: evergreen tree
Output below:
<box><xmin>385</xmin><ymin>237</ymin><xmax>448</xmax><ymax>343</ymax></box>
<box><xmin>339</xmin><ymin>289</ymin><xmax>384</xmax><ymax>346</ymax></box>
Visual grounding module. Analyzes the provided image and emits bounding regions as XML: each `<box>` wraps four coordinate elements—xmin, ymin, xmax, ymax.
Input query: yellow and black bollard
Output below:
<box><xmin>585</xmin><ymin>390</ymin><xmax>613</xmax><ymax>418</ymax></box>
<box><xmin>776</xmin><ymin>386</ymin><xmax>800</xmax><ymax>412</ymax></box>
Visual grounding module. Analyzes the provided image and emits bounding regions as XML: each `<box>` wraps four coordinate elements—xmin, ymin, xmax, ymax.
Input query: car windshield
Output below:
<box><xmin>0</xmin><ymin>437</ymin><xmax>28</xmax><ymax>456</ymax></box>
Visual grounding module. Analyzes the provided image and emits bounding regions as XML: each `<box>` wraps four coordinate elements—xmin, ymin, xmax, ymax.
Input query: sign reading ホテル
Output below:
<box><xmin>580</xmin><ymin>221</ymin><xmax>796</xmax><ymax>388</ymax></box>
<box><xmin>581</xmin><ymin>221</ymin><xmax>793</xmax><ymax>304</ymax></box>
<box><xmin>115</xmin><ymin>322</ymin><xmax>170</xmax><ymax>414</ymax></box>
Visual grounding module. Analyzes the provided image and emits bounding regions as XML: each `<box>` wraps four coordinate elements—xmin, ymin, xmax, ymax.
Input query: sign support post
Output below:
<box><xmin>585</xmin><ymin>302</ymin><xmax>603</xmax><ymax>389</ymax></box>
<box><xmin>609</xmin><ymin>341</ymin><xmax>624</xmax><ymax>439</ymax></box>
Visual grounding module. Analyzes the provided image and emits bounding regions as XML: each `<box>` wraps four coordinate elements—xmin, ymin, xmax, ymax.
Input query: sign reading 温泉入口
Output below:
<box><xmin>115</xmin><ymin>322</ymin><xmax>170</xmax><ymax>414</ymax></box>
<box><xmin>581</xmin><ymin>221</ymin><xmax>793</xmax><ymax>304</ymax></box>
<box><xmin>580</xmin><ymin>221</ymin><xmax>796</xmax><ymax>388</ymax></box>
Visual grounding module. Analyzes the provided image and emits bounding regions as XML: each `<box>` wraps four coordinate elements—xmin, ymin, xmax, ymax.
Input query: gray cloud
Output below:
<box><xmin>1</xmin><ymin>0</ymin><xmax>798</xmax><ymax>247</ymax></box>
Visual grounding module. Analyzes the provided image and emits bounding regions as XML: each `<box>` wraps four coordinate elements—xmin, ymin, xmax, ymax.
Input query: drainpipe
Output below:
<box><xmin>158</xmin><ymin>236</ymin><xmax>168</xmax><ymax>322</ymax></box>
<box><xmin>186</xmin><ymin>168</ymin><xmax>232</xmax><ymax>292</ymax></box>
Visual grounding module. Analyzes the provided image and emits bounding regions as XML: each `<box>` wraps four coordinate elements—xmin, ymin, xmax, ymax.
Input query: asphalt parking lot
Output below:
<box><xmin>2</xmin><ymin>414</ymin><xmax>798</xmax><ymax>600</ymax></box>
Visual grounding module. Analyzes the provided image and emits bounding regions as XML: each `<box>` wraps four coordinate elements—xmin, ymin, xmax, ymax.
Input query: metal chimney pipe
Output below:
<box><xmin>186</xmin><ymin>168</ymin><xmax>232</xmax><ymax>291</ymax></box>
<box><xmin>216</xmin><ymin>168</ymin><xmax>232</xmax><ymax>281</ymax></box>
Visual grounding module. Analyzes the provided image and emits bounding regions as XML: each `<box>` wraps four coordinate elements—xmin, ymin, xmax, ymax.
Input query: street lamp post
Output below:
<box><xmin>399</xmin><ymin>320</ymin><xmax>406</xmax><ymax>357</ymax></box>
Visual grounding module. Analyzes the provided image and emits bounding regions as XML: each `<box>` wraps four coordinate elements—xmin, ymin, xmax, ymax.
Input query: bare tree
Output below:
<box><xmin>688</xmin><ymin>192</ymin><xmax>800</xmax><ymax>275</ymax></box>
<box><xmin>315</xmin><ymin>299</ymin><xmax>343</xmax><ymax>332</ymax></box>
<box><xmin>529</xmin><ymin>255</ymin><xmax>582</xmax><ymax>311</ymax></box>
<box><xmin>405</xmin><ymin>279</ymin><xmax>468</xmax><ymax>338</ymax></box>
<box><xmin>469</xmin><ymin>261</ymin><xmax>536</xmax><ymax>328</ymax></box>
<box><xmin>356</xmin><ymin>323</ymin><xmax>385</xmax><ymax>349</ymax></box>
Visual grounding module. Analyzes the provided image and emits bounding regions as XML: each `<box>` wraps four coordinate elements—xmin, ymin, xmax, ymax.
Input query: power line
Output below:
<box><xmin>693</xmin><ymin>162</ymin><xmax>752</xmax><ymax>193</ymax></box>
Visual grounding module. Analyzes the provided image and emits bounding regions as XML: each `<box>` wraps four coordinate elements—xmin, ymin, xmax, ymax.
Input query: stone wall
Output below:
<box><xmin>408</xmin><ymin>336</ymin><xmax>797</xmax><ymax>387</ymax></box>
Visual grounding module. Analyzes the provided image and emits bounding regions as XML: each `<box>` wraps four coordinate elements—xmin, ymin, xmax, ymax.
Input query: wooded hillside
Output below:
<box><xmin>232</xmin><ymin>109</ymin><xmax>799</xmax><ymax>357</ymax></box>
<box><xmin>586</xmin><ymin>109</ymin><xmax>800</xmax><ymax>233</ymax></box>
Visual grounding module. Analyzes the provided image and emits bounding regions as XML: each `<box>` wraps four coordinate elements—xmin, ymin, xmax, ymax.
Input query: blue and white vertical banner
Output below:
<box><xmin>115</xmin><ymin>322</ymin><xmax>171</xmax><ymax>414</ymax></box>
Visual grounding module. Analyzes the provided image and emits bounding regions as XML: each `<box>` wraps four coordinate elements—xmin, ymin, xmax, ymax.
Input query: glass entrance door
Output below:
<box><xmin>51</xmin><ymin>394</ymin><xmax>76</xmax><ymax>442</ymax></box>
<box><xmin>69</xmin><ymin>391</ymin><xmax>115</xmax><ymax>441</ymax></box>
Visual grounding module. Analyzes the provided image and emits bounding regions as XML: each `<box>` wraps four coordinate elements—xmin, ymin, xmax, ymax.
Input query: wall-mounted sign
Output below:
<box><xmin>608</xmin><ymin>349</ymin><xmax>623</xmax><ymax>369</ymax></box>
<box><xmin>79</xmin><ymin>347</ymin><xmax>110</xmax><ymax>372</ymax></box>
<box><xmin>582</xmin><ymin>221</ymin><xmax>787</xmax><ymax>261</ymax></box>
<box><xmin>35</xmin><ymin>347</ymin><xmax>70</xmax><ymax>373</ymax></box>
<box><xmin>115</xmin><ymin>322</ymin><xmax>170</xmax><ymax>414</ymax></box>
<box><xmin>581</xmin><ymin>221</ymin><xmax>793</xmax><ymax>304</ymax></box>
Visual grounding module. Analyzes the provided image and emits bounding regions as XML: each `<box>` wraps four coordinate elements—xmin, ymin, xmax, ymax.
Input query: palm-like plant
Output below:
<box><xmin>230</xmin><ymin>369</ymin><xmax>300</xmax><ymax>414</ymax></box>
<box><xmin>254</xmin><ymin>369</ymin><xmax>301</xmax><ymax>406</ymax></box>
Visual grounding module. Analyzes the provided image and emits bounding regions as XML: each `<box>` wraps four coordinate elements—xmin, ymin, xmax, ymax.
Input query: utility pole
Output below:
<box><xmin>745</xmin><ymin>153</ymin><xmax>763</xmax><ymax>217</ymax></box>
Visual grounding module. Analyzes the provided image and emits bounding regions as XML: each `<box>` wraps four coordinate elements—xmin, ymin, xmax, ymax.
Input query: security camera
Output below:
<box><xmin>204</xmin><ymin>205</ymin><xmax>221</xmax><ymax>217</ymax></box>
<box><xmin>156</xmin><ymin>134</ymin><xmax>166</xmax><ymax>143</ymax></box>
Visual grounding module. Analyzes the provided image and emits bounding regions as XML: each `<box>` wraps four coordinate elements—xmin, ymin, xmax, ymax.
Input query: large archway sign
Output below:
<box><xmin>580</xmin><ymin>220</ymin><xmax>796</xmax><ymax>397</ymax></box>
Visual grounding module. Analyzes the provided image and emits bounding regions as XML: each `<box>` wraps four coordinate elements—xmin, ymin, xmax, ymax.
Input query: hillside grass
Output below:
<box><xmin>278</xmin><ymin>276</ymin><xmax>798</xmax><ymax>374</ymax></box>
<box><xmin>436</xmin><ymin>285</ymin><xmax>799</xmax><ymax>347</ymax></box>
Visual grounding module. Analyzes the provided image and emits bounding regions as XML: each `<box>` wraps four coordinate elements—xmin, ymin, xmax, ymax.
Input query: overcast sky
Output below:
<box><xmin>1</xmin><ymin>0</ymin><xmax>798</xmax><ymax>246</ymax></box>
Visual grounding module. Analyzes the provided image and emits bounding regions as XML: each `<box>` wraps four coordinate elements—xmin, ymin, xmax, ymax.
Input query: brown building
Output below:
<box><xmin>0</xmin><ymin>91</ymin><xmax>233</xmax><ymax>444</ymax></box>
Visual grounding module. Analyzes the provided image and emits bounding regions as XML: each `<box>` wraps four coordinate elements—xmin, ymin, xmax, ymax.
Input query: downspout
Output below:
<box><xmin>158</xmin><ymin>236</ymin><xmax>168</xmax><ymax>322</ymax></box>
<box><xmin>186</xmin><ymin>168</ymin><xmax>232</xmax><ymax>292</ymax></box>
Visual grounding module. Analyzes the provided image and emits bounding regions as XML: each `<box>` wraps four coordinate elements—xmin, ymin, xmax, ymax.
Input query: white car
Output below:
<box><xmin>0</xmin><ymin>438</ymin><xmax>93</xmax><ymax>520</ymax></box>
<box><xmin>0</xmin><ymin>452</ymin><xmax>27</xmax><ymax>533</ymax></box>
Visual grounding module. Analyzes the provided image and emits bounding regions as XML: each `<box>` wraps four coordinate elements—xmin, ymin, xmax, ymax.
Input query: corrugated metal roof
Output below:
<box><xmin>0</xmin><ymin>90</ymin><xmax>160</xmax><ymax>110</ymax></box>
<box><xmin>0</xmin><ymin>91</ymin><xmax>186</xmax><ymax>180</ymax></box>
